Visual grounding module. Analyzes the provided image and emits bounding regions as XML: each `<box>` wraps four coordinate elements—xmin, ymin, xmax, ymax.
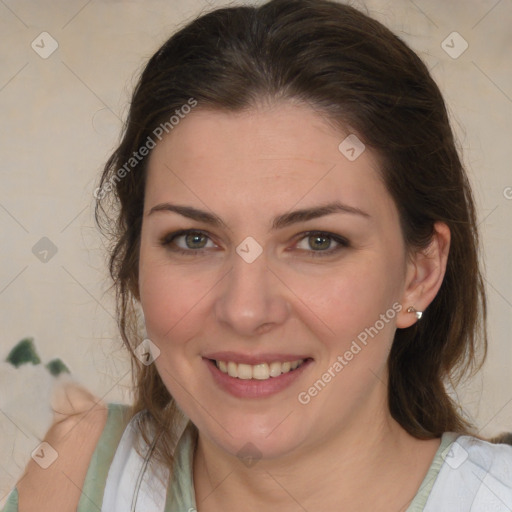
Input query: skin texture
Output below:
<box><xmin>138</xmin><ymin>101</ymin><xmax>450</xmax><ymax>511</ymax></box>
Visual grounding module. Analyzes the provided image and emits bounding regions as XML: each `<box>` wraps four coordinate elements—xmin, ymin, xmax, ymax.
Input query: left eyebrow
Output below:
<box><xmin>147</xmin><ymin>201</ymin><xmax>370</xmax><ymax>231</ymax></box>
<box><xmin>271</xmin><ymin>201</ymin><xmax>370</xmax><ymax>230</ymax></box>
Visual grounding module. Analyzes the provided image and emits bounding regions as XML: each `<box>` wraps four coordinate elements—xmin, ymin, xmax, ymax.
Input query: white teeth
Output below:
<box><xmin>253</xmin><ymin>363</ymin><xmax>269</xmax><ymax>380</ymax></box>
<box><xmin>237</xmin><ymin>363</ymin><xmax>252</xmax><ymax>380</ymax></box>
<box><xmin>227</xmin><ymin>361</ymin><xmax>238</xmax><ymax>378</ymax></box>
<box><xmin>269</xmin><ymin>361</ymin><xmax>282</xmax><ymax>377</ymax></box>
<box><xmin>215</xmin><ymin>359</ymin><xmax>305</xmax><ymax>380</ymax></box>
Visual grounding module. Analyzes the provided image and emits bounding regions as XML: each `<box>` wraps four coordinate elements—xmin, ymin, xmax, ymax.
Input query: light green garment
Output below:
<box><xmin>1</xmin><ymin>403</ymin><xmax>455</xmax><ymax>511</ymax></box>
<box><xmin>77</xmin><ymin>403</ymin><xmax>134</xmax><ymax>510</ymax></box>
<box><xmin>406</xmin><ymin>432</ymin><xmax>460</xmax><ymax>511</ymax></box>
<box><xmin>164</xmin><ymin>422</ymin><xmax>198</xmax><ymax>511</ymax></box>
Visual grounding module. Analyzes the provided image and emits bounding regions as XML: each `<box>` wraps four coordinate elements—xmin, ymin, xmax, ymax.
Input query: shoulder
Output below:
<box><xmin>455</xmin><ymin>434</ymin><xmax>512</xmax><ymax>474</ymax></box>
<box><xmin>14</xmin><ymin>380</ymin><xmax>130</xmax><ymax>512</ymax></box>
<box><xmin>425</xmin><ymin>433</ymin><xmax>512</xmax><ymax>511</ymax></box>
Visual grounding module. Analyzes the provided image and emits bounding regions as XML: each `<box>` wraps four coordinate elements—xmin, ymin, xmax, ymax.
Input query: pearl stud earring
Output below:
<box><xmin>407</xmin><ymin>306</ymin><xmax>423</xmax><ymax>320</ymax></box>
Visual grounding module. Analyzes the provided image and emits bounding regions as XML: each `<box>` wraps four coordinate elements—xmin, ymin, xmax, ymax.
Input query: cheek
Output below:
<box><xmin>287</xmin><ymin>256</ymin><xmax>402</xmax><ymax>342</ymax></box>
<box><xmin>138</xmin><ymin>258</ymin><xmax>207</xmax><ymax>344</ymax></box>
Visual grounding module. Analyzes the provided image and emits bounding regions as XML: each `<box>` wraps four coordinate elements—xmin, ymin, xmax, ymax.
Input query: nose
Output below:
<box><xmin>214</xmin><ymin>249</ymin><xmax>291</xmax><ymax>337</ymax></box>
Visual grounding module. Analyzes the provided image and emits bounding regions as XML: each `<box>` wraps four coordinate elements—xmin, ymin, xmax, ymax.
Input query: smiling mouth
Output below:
<box><xmin>211</xmin><ymin>358</ymin><xmax>310</xmax><ymax>380</ymax></box>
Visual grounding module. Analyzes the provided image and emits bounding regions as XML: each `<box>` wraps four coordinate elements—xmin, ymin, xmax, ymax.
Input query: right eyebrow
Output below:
<box><xmin>147</xmin><ymin>204</ymin><xmax>228</xmax><ymax>228</ymax></box>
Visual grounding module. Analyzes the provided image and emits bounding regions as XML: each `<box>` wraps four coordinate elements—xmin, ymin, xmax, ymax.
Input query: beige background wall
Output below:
<box><xmin>1</xmin><ymin>0</ymin><xmax>511</xmax><ymax>503</ymax></box>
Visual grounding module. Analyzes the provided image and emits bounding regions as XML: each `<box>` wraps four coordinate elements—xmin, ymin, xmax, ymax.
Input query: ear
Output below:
<box><xmin>396</xmin><ymin>222</ymin><xmax>450</xmax><ymax>328</ymax></box>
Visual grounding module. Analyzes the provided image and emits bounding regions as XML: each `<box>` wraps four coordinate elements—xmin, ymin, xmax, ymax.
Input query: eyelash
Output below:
<box><xmin>159</xmin><ymin>229</ymin><xmax>349</xmax><ymax>258</ymax></box>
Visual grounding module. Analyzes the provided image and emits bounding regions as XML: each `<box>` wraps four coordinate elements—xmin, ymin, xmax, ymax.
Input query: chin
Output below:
<box><xmin>196</xmin><ymin>411</ymin><xmax>312</xmax><ymax>461</ymax></box>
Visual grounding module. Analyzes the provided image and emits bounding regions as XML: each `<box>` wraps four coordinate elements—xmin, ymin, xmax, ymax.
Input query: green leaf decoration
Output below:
<box><xmin>45</xmin><ymin>358</ymin><xmax>71</xmax><ymax>377</ymax></box>
<box><xmin>5</xmin><ymin>338</ymin><xmax>41</xmax><ymax>367</ymax></box>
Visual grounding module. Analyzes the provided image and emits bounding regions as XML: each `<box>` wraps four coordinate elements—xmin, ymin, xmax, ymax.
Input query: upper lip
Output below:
<box><xmin>203</xmin><ymin>352</ymin><xmax>312</xmax><ymax>365</ymax></box>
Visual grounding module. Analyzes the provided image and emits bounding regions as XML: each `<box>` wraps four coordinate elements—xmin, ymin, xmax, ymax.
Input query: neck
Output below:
<box><xmin>192</xmin><ymin>384</ymin><xmax>440</xmax><ymax>512</ymax></box>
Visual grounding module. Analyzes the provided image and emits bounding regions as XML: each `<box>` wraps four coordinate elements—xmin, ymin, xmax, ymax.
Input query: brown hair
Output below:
<box><xmin>95</xmin><ymin>0</ymin><xmax>488</xmax><ymax>470</ymax></box>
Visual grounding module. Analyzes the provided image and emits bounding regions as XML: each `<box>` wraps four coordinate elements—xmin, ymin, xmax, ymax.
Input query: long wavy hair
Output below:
<box><xmin>95</xmin><ymin>0</ymin><xmax>488</xmax><ymax>471</ymax></box>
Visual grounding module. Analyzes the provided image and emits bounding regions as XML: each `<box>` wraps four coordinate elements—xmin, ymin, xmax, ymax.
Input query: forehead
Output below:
<box><xmin>144</xmin><ymin>102</ymin><xmax>391</xmax><ymax>219</ymax></box>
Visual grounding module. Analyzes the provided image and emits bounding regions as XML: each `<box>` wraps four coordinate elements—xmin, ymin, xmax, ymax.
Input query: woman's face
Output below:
<box><xmin>139</xmin><ymin>102</ymin><xmax>414</xmax><ymax>459</ymax></box>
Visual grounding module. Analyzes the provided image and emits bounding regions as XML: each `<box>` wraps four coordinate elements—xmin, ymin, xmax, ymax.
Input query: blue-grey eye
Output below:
<box><xmin>296</xmin><ymin>233</ymin><xmax>334</xmax><ymax>251</ymax></box>
<box><xmin>308</xmin><ymin>234</ymin><xmax>332</xmax><ymax>250</ymax></box>
<box><xmin>179</xmin><ymin>231</ymin><xmax>210</xmax><ymax>249</ymax></box>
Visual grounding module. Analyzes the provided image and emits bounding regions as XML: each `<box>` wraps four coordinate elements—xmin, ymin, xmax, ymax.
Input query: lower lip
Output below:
<box><xmin>204</xmin><ymin>358</ymin><xmax>313</xmax><ymax>399</ymax></box>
